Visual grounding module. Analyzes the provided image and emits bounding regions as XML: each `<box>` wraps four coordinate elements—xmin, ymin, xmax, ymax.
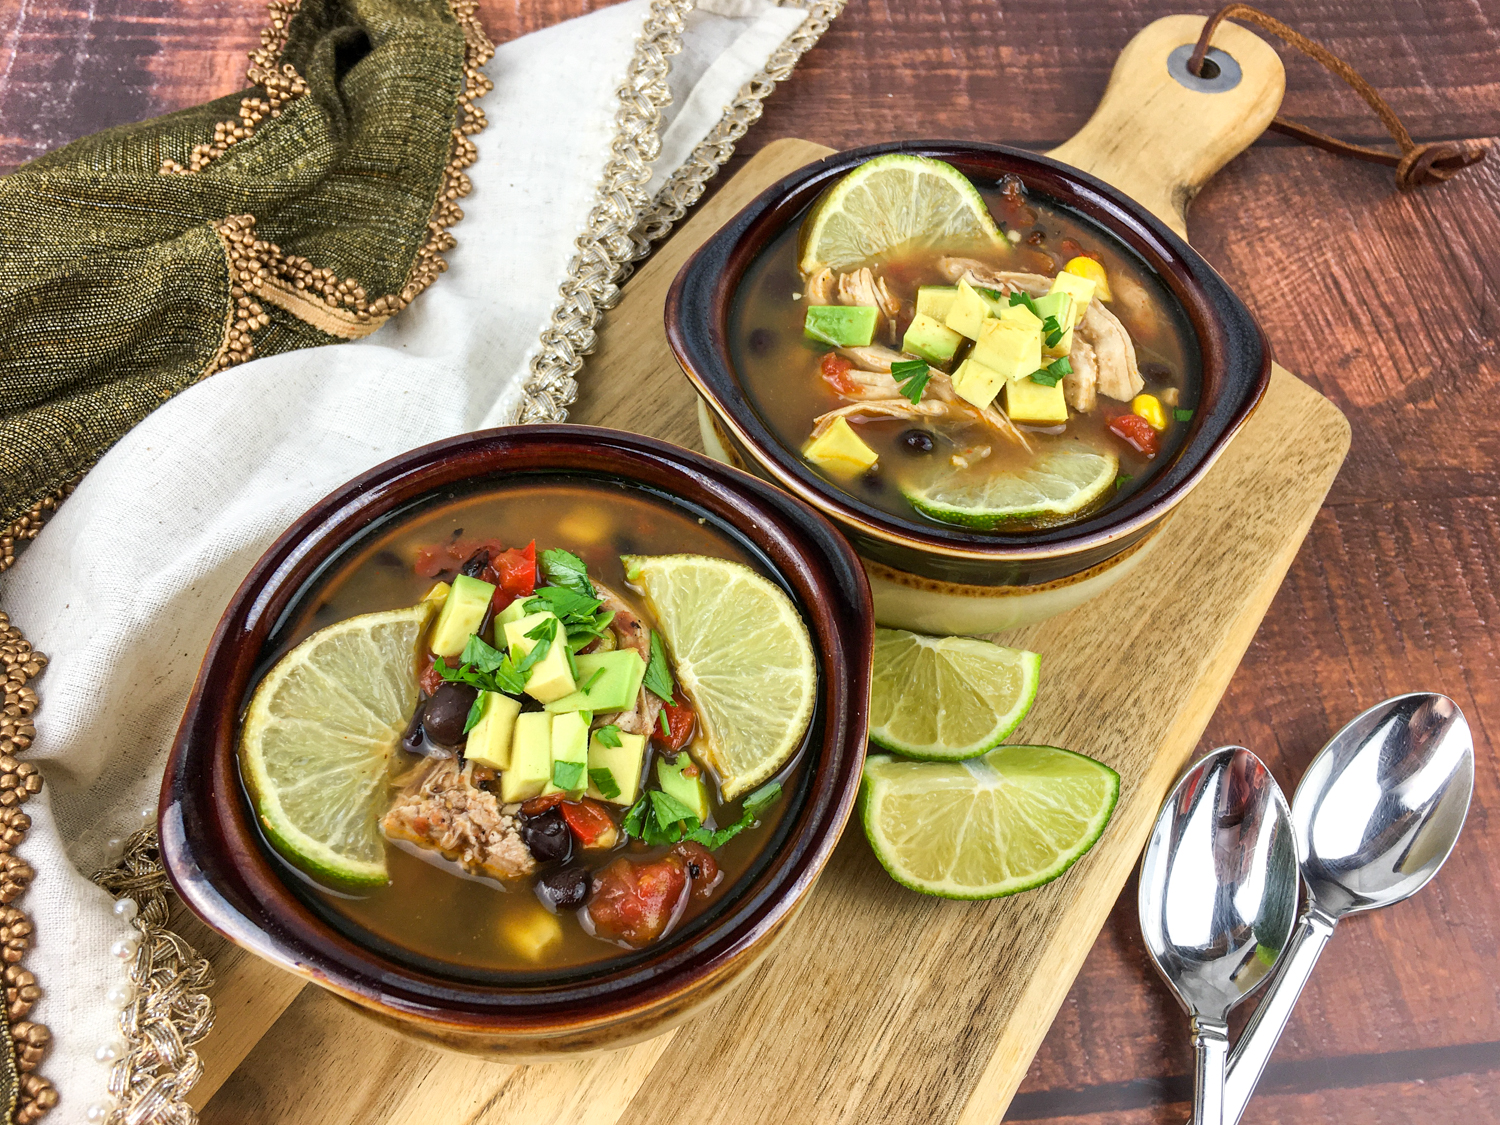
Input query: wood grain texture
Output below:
<box><xmin>5</xmin><ymin>1</ymin><xmax>1498</xmax><ymax>1122</ymax></box>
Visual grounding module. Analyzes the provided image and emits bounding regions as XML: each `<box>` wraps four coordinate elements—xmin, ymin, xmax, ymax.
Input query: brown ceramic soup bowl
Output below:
<box><xmin>666</xmin><ymin>141</ymin><xmax>1271</xmax><ymax>634</ymax></box>
<box><xmin>159</xmin><ymin>425</ymin><xmax>872</xmax><ymax>1059</ymax></box>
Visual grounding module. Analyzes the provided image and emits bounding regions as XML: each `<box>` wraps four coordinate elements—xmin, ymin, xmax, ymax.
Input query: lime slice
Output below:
<box><xmin>902</xmin><ymin>447</ymin><xmax>1118</xmax><ymax>529</ymax></box>
<box><xmin>238</xmin><ymin>601</ymin><xmax>436</xmax><ymax>885</ymax></box>
<box><xmin>861</xmin><ymin>745</ymin><xmax>1119</xmax><ymax>899</ymax></box>
<box><xmin>869</xmin><ymin>629</ymin><xmax>1040</xmax><ymax>760</ymax></box>
<box><xmin>798</xmin><ymin>154</ymin><xmax>1004</xmax><ymax>276</ymax></box>
<box><xmin>622</xmin><ymin>554</ymin><xmax>816</xmax><ymax>799</ymax></box>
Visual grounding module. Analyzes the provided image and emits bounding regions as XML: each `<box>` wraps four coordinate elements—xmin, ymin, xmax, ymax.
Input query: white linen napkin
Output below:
<box><xmin>0</xmin><ymin>0</ymin><xmax>811</xmax><ymax>1113</ymax></box>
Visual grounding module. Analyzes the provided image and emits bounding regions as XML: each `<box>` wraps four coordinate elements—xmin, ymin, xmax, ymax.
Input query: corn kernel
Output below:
<box><xmin>1131</xmin><ymin>393</ymin><xmax>1168</xmax><ymax>432</ymax></box>
<box><xmin>1064</xmin><ymin>256</ymin><xmax>1113</xmax><ymax>302</ymax></box>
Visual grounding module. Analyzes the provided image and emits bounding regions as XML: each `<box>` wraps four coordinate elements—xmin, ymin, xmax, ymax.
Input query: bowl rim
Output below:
<box><xmin>159</xmin><ymin>424</ymin><xmax>873</xmax><ymax>1038</ymax></box>
<box><xmin>666</xmin><ymin>139</ymin><xmax>1272</xmax><ymax>563</ymax></box>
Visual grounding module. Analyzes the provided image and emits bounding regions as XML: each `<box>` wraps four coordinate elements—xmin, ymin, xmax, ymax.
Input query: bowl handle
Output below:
<box><xmin>1046</xmin><ymin>14</ymin><xmax>1285</xmax><ymax>242</ymax></box>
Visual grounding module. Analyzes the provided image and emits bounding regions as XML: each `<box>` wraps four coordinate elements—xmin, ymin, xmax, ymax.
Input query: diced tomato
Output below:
<box><xmin>414</xmin><ymin>546</ymin><xmax>446</xmax><ymax>579</ymax></box>
<box><xmin>521</xmin><ymin>792</ymin><xmax>566</xmax><ymax>818</ymax></box>
<box><xmin>1108</xmin><ymin>412</ymin><xmax>1160</xmax><ymax>457</ymax></box>
<box><xmin>820</xmin><ymin>352</ymin><xmax>858</xmax><ymax>396</ymax></box>
<box><xmin>418</xmin><ymin>659</ymin><xmax>444</xmax><ymax>697</ymax></box>
<box><xmin>654</xmin><ymin>690</ymin><xmax>696</xmax><ymax>751</ymax></box>
<box><xmin>490</xmin><ymin>541</ymin><xmax>537</xmax><ymax>612</ymax></box>
<box><xmin>671</xmin><ymin>841</ymin><xmax>723</xmax><ymax>900</ymax></box>
<box><xmin>1060</xmin><ymin>238</ymin><xmax>1101</xmax><ymax>263</ymax></box>
<box><xmin>560</xmin><ymin>799</ymin><xmax>617</xmax><ymax>848</ymax></box>
<box><xmin>586</xmin><ymin>854</ymin><xmax>690</xmax><ymax>947</ymax></box>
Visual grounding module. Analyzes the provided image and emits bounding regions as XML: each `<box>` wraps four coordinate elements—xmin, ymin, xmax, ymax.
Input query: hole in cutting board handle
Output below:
<box><xmin>1167</xmin><ymin>44</ymin><xmax>1242</xmax><ymax>92</ymax></box>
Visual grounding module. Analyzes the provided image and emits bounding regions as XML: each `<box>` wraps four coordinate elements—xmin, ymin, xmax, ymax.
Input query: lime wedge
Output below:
<box><xmin>902</xmin><ymin>447</ymin><xmax>1118</xmax><ymax>529</ymax></box>
<box><xmin>861</xmin><ymin>745</ymin><xmax>1119</xmax><ymax>899</ymax></box>
<box><xmin>798</xmin><ymin>154</ymin><xmax>1004</xmax><ymax>276</ymax></box>
<box><xmin>238</xmin><ymin>601</ymin><xmax>436</xmax><ymax>885</ymax></box>
<box><xmin>622</xmin><ymin>554</ymin><xmax>815</xmax><ymax>800</ymax></box>
<box><xmin>869</xmin><ymin>629</ymin><xmax>1039</xmax><ymax>760</ymax></box>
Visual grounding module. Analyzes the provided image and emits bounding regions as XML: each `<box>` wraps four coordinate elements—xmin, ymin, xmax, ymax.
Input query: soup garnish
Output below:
<box><xmin>238</xmin><ymin>482</ymin><xmax>816</xmax><ymax>970</ymax></box>
<box><xmin>730</xmin><ymin>154</ymin><xmax>1199</xmax><ymax>532</ymax></box>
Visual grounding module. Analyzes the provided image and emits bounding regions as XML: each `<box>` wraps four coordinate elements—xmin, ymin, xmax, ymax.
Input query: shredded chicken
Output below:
<box><xmin>824</xmin><ymin>360</ymin><xmax>1030</xmax><ymax>450</ymax></box>
<box><xmin>592</xmin><ymin>580</ymin><xmax>662</xmax><ymax>737</ymax></box>
<box><xmin>382</xmin><ymin>758</ymin><xmax>535</xmax><ymax>880</ymax></box>
<box><xmin>936</xmin><ymin>257</ymin><xmax>1144</xmax><ymax>405</ymax></box>
<box><xmin>836</xmin><ymin>267</ymin><xmax>902</xmax><ymax>319</ymax></box>
<box><xmin>805</xmin><ymin>267</ymin><xmax>836</xmax><ymax>305</ymax></box>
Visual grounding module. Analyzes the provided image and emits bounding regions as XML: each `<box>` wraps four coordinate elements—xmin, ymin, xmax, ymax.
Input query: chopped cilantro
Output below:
<box><xmin>588</xmin><ymin>767</ymin><xmax>620</xmax><ymax>800</ymax></box>
<box><xmin>434</xmin><ymin>647</ymin><xmax>525</xmax><ymax>699</ymax></box>
<box><xmin>1009</xmin><ymin>290</ymin><xmax>1041</xmax><ymax>318</ymax></box>
<box><xmin>1028</xmin><ymin>356</ymin><xmax>1073</xmax><ymax>387</ymax></box>
<box><xmin>580</xmin><ymin>667</ymin><xmax>607</xmax><ymax>696</ymax></box>
<box><xmin>516</xmin><ymin>616</ymin><xmax>557</xmax><ymax>674</ymax></box>
<box><xmin>1115</xmin><ymin>473</ymin><xmax>1133</xmax><ymax>489</ymax></box>
<box><xmin>622</xmin><ymin>780</ymin><xmax>783</xmax><ymax>851</ymax></box>
<box><xmin>658</xmin><ymin>709</ymin><xmax>671</xmax><ymax>738</ymax></box>
<box><xmin>1041</xmin><ymin>315</ymin><xmax>1064</xmax><ymax>348</ymax></box>
<box><xmin>594</xmin><ymin>723</ymin><xmax>622</xmax><ymax>747</ymax></box>
<box><xmin>525</xmin><ymin>585</ymin><xmax>614</xmax><ymax>651</ymax></box>
<box><xmin>643</xmin><ymin>630</ymin><xmax>675</xmax><ymax>704</ymax></box>
<box><xmin>538</xmin><ymin>548</ymin><xmax>595</xmax><ymax>598</ymax></box>
<box><xmin>551</xmin><ymin>760</ymin><xmax>585</xmax><ymax>791</ymax></box>
<box><xmin>463</xmin><ymin>692</ymin><xmax>487</xmax><ymax>734</ymax></box>
<box><xmin>891</xmin><ymin>359</ymin><xmax>931</xmax><ymax>405</ymax></box>
<box><xmin>1174</xmin><ymin>407</ymin><xmax>1194</xmax><ymax>422</ymax></box>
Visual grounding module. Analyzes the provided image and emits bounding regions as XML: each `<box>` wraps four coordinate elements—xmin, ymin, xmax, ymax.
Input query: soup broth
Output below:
<box><xmin>247</xmin><ymin>477</ymin><xmax>809</xmax><ymax>977</ymax></box>
<box><xmin>729</xmin><ymin>173</ymin><xmax>1201</xmax><ymax>531</ymax></box>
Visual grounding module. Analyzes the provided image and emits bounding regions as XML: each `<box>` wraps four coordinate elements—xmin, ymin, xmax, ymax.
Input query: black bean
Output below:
<box><xmin>535</xmin><ymin>866</ymin><xmax>592</xmax><ymax>911</ymax></box>
<box><xmin>901</xmin><ymin>429</ymin><xmax>935</xmax><ymax>455</ymax></box>
<box><xmin>459</xmin><ymin>548</ymin><xmax>490</xmax><ymax>578</ymax></box>
<box><xmin>400</xmin><ymin>706</ymin><xmax>426</xmax><ymax>754</ymax></box>
<box><xmin>1139</xmin><ymin>361</ymin><xmax>1173</xmax><ymax>383</ymax></box>
<box><xmin>422</xmin><ymin>682</ymin><xmax>477</xmax><ymax>746</ymax></box>
<box><xmin>373</xmin><ymin>550</ymin><xmax>404</xmax><ymax>569</ymax></box>
<box><xmin>748</xmin><ymin>327</ymin><xmax>775</xmax><ymax>355</ymax></box>
<box><xmin>520</xmin><ymin>808</ymin><xmax>573</xmax><ymax>865</ymax></box>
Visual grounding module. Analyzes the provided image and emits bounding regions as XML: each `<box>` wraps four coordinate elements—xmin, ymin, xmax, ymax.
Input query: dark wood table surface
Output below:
<box><xmin>3</xmin><ymin>0</ymin><xmax>1497</xmax><ymax>1121</ymax></box>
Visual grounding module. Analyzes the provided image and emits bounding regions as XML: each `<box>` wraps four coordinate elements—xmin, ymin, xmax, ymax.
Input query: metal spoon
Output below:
<box><xmin>1224</xmin><ymin>692</ymin><xmax>1474</xmax><ymax>1123</ymax></box>
<box><xmin>1140</xmin><ymin>747</ymin><xmax>1299</xmax><ymax>1125</ymax></box>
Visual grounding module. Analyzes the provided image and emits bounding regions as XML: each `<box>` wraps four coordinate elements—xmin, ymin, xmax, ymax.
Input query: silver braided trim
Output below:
<box><xmin>516</xmin><ymin>0</ymin><xmax>846</xmax><ymax>423</ymax></box>
<box><xmin>93</xmin><ymin>830</ymin><xmax>214</xmax><ymax>1125</ymax></box>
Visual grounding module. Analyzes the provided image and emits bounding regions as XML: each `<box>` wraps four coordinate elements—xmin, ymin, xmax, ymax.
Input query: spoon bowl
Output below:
<box><xmin>1139</xmin><ymin>746</ymin><xmax>1299</xmax><ymax>1125</ymax></box>
<box><xmin>1225</xmin><ymin>692</ymin><xmax>1474</xmax><ymax>1123</ymax></box>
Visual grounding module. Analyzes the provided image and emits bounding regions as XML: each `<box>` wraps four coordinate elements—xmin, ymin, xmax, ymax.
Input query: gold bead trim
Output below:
<box><xmin>0</xmin><ymin>480</ymin><xmax>78</xmax><ymax>576</ymax></box>
<box><xmin>197</xmin><ymin>0</ymin><xmax>493</xmax><ymax>376</ymax></box>
<box><xmin>160</xmin><ymin>0</ymin><xmax>307</xmax><ymax>175</ymax></box>
<box><xmin>0</xmin><ymin>614</ymin><xmax>56</xmax><ymax>1124</ymax></box>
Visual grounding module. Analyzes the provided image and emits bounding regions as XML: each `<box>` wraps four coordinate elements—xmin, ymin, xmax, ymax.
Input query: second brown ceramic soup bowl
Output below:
<box><xmin>159</xmin><ymin>425</ymin><xmax>872</xmax><ymax>1059</ymax></box>
<box><xmin>666</xmin><ymin>141</ymin><xmax>1270</xmax><ymax>634</ymax></box>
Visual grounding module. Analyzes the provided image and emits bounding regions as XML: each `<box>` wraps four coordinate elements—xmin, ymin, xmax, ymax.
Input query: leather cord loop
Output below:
<box><xmin>1189</xmin><ymin>3</ymin><xmax>1487</xmax><ymax>190</ymax></box>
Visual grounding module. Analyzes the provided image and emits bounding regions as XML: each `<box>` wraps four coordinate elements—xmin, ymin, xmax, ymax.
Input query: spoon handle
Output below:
<box><xmin>1225</xmin><ymin>908</ymin><xmax>1337</xmax><ymax>1124</ymax></box>
<box><xmin>1190</xmin><ymin>1017</ymin><xmax>1230</xmax><ymax>1125</ymax></box>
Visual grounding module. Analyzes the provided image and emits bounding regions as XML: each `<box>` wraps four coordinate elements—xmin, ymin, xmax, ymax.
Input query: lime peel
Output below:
<box><xmin>902</xmin><ymin>447</ymin><xmax>1118</xmax><ymax>529</ymax></box>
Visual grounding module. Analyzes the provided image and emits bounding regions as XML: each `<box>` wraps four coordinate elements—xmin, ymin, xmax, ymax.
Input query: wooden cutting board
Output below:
<box><xmin>187</xmin><ymin>17</ymin><xmax>1349</xmax><ymax>1124</ymax></box>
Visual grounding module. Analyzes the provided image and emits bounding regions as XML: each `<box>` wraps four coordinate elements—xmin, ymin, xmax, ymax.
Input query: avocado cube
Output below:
<box><xmin>586</xmin><ymin>730</ymin><xmax>647</xmax><ymax>806</ymax></box>
<box><xmin>464</xmin><ymin>691</ymin><xmax>522</xmax><ymax>771</ymax></box>
<box><xmin>803</xmin><ymin>417</ymin><xmax>878</xmax><ymax>476</ymax></box>
<box><xmin>544</xmin><ymin>650</ymin><xmax>647</xmax><ymax>714</ymax></box>
<box><xmin>999</xmin><ymin>302</ymin><xmax>1043</xmax><ymax>331</ymax></box>
<box><xmin>494</xmin><ymin>598</ymin><xmax>530</xmax><ymax>628</ymax></box>
<box><xmin>914</xmin><ymin>285</ymin><xmax>958</xmax><ymax>321</ymax></box>
<box><xmin>950</xmin><ymin>357</ymin><xmax>1007</xmax><ymax>411</ymax></box>
<box><xmin>971</xmin><ymin>319</ymin><xmax>1042</xmax><ymax>383</ymax></box>
<box><xmin>429</xmin><ymin>574</ymin><xmax>496</xmax><ymax>657</ymax></box>
<box><xmin>1005</xmin><ymin>377</ymin><xmax>1069</xmax><ymax>425</ymax></box>
<box><xmin>803</xmin><ymin>305</ymin><xmax>877</xmax><ymax>347</ymax></box>
<box><xmin>1049</xmin><ymin>272</ymin><xmax>1096</xmax><ymax>326</ymax></box>
<box><xmin>943</xmin><ymin>279</ymin><xmax>993</xmax><ymax>341</ymax></box>
<box><xmin>501</xmin><ymin>902</ymin><xmax>563</xmax><ymax>959</ymax></box>
<box><xmin>901</xmin><ymin>313</ymin><xmax>964</xmax><ymax>366</ymax></box>
<box><xmin>543</xmin><ymin>711</ymin><xmax>590</xmax><ymax>796</ymax></box>
<box><xmin>657</xmin><ymin>755</ymin><xmax>710</xmax><ymax>822</ymax></box>
<box><xmin>503</xmin><ymin>611</ymin><xmax>576</xmax><ymax>703</ymax></box>
<box><xmin>500</xmin><ymin>711</ymin><xmax>551</xmax><ymax>802</ymax></box>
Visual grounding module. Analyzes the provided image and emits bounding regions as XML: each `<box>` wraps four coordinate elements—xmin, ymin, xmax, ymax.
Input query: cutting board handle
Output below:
<box><xmin>1046</xmin><ymin>14</ymin><xmax>1285</xmax><ymax>241</ymax></box>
